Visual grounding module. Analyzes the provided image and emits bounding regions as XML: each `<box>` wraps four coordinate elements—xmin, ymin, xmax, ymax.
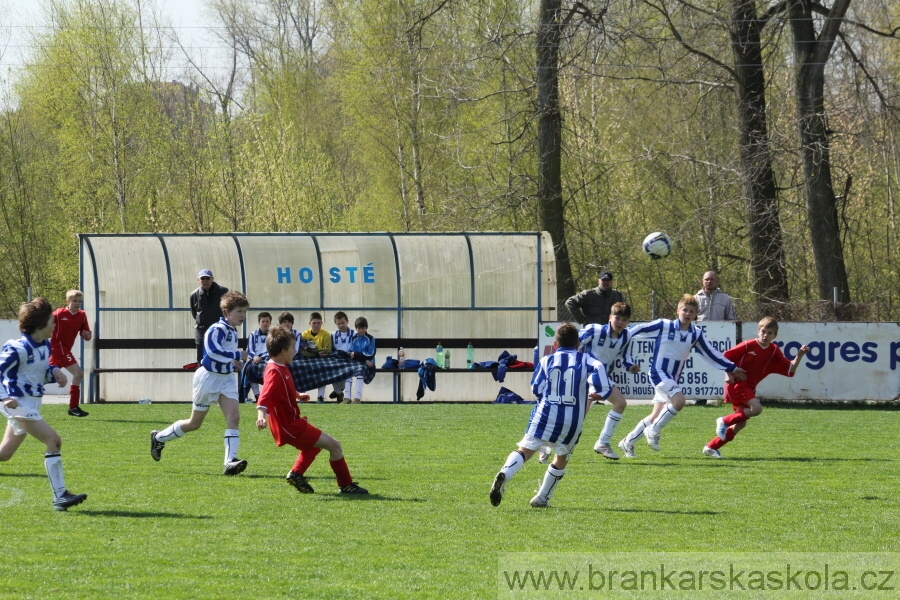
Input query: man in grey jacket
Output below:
<box><xmin>564</xmin><ymin>271</ymin><xmax>625</xmax><ymax>325</ymax></box>
<box><xmin>694</xmin><ymin>271</ymin><xmax>736</xmax><ymax>322</ymax></box>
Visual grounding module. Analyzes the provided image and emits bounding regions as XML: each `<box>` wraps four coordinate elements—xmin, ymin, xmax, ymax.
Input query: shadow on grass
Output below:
<box><xmin>315</xmin><ymin>494</ymin><xmax>426</xmax><ymax>503</ymax></box>
<box><xmin>76</xmin><ymin>510</ymin><xmax>213</xmax><ymax>519</ymax></box>
<box><xmin>90</xmin><ymin>419</ymin><xmax>166</xmax><ymax>425</ymax></box>
<box><xmin>606</xmin><ymin>507</ymin><xmax>720</xmax><ymax>516</ymax></box>
<box><xmin>725</xmin><ymin>457</ymin><xmax>894</xmax><ymax>463</ymax></box>
<box><xmin>238</xmin><ymin>474</ymin><xmax>390</xmax><ymax>482</ymax></box>
<box><xmin>0</xmin><ymin>472</ymin><xmax>46</xmax><ymax>478</ymax></box>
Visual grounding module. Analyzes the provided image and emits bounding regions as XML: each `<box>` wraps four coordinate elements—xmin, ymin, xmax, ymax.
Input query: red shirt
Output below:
<box><xmin>724</xmin><ymin>339</ymin><xmax>792</xmax><ymax>395</ymax></box>
<box><xmin>51</xmin><ymin>308</ymin><xmax>91</xmax><ymax>355</ymax></box>
<box><xmin>258</xmin><ymin>362</ymin><xmax>308</xmax><ymax>447</ymax></box>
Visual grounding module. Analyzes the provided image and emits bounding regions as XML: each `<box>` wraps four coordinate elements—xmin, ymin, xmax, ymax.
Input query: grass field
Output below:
<box><xmin>0</xmin><ymin>402</ymin><xmax>897</xmax><ymax>599</ymax></box>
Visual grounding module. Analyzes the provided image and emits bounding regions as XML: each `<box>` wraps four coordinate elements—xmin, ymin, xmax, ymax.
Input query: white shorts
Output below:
<box><xmin>652</xmin><ymin>378</ymin><xmax>683</xmax><ymax>404</ymax></box>
<box><xmin>192</xmin><ymin>368</ymin><xmax>238</xmax><ymax>412</ymax></box>
<box><xmin>517</xmin><ymin>433</ymin><xmax>578</xmax><ymax>457</ymax></box>
<box><xmin>0</xmin><ymin>397</ymin><xmax>44</xmax><ymax>435</ymax></box>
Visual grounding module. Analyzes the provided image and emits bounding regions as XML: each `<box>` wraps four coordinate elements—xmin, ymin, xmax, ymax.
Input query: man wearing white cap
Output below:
<box><xmin>190</xmin><ymin>269</ymin><xmax>229</xmax><ymax>363</ymax></box>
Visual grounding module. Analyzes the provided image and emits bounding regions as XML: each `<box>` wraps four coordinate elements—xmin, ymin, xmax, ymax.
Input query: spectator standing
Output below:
<box><xmin>694</xmin><ymin>271</ymin><xmax>736</xmax><ymax>322</ymax></box>
<box><xmin>190</xmin><ymin>269</ymin><xmax>229</xmax><ymax>363</ymax></box>
<box><xmin>564</xmin><ymin>270</ymin><xmax>625</xmax><ymax>325</ymax></box>
<box><xmin>693</xmin><ymin>270</ymin><xmax>736</xmax><ymax>405</ymax></box>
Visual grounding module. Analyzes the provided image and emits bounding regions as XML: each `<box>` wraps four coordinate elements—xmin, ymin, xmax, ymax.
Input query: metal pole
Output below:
<box><xmin>27</xmin><ymin>286</ymin><xmax>32</xmax><ymax>301</ymax></box>
<box><xmin>833</xmin><ymin>286</ymin><xmax>839</xmax><ymax>304</ymax></box>
<box><xmin>651</xmin><ymin>289</ymin><xmax>657</xmax><ymax>320</ymax></box>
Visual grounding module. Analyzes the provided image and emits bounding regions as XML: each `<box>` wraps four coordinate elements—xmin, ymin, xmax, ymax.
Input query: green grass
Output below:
<box><xmin>0</xmin><ymin>403</ymin><xmax>897</xmax><ymax>599</ymax></box>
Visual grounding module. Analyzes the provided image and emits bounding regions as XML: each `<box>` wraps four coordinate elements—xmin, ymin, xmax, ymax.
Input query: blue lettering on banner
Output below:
<box><xmin>778</xmin><ymin>340</ymin><xmax>884</xmax><ymax>370</ymax></box>
<box><xmin>277</xmin><ymin>264</ymin><xmax>378</xmax><ymax>284</ymax></box>
<box><xmin>891</xmin><ymin>341</ymin><xmax>900</xmax><ymax>371</ymax></box>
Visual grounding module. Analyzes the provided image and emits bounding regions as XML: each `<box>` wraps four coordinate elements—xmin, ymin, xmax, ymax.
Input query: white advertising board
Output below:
<box><xmin>539</xmin><ymin>321</ymin><xmax>900</xmax><ymax>402</ymax></box>
<box><xmin>758</xmin><ymin>322</ymin><xmax>900</xmax><ymax>401</ymax></box>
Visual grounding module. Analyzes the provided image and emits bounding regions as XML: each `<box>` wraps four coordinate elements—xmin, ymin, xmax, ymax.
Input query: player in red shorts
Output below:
<box><xmin>703</xmin><ymin>317</ymin><xmax>810</xmax><ymax>458</ymax></box>
<box><xmin>255</xmin><ymin>326</ymin><xmax>368</xmax><ymax>495</ymax></box>
<box><xmin>50</xmin><ymin>291</ymin><xmax>93</xmax><ymax>417</ymax></box>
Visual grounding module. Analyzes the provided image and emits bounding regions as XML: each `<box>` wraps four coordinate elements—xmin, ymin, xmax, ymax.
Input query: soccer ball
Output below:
<box><xmin>642</xmin><ymin>232</ymin><xmax>672</xmax><ymax>259</ymax></box>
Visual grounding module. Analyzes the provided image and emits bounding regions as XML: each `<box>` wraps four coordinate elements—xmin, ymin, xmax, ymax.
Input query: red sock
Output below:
<box><xmin>329</xmin><ymin>457</ymin><xmax>353</xmax><ymax>488</ymax></box>
<box><xmin>292</xmin><ymin>447</ymin><xmax>321</xmax><ymax>474</ymax></box>
<box><xmin>708</xmin><ymin>427</ymin><xmax>737</xmax><ymax>450</ymax></box>
<box><xmin>722</xmin><ymin>409</ymin><xmax>748</xmax><ymax>426</ymax></box>
<box><xmin>69</xmin><ymin>385</ymin><xmax>81</xmax><ymax>410</ymax></box>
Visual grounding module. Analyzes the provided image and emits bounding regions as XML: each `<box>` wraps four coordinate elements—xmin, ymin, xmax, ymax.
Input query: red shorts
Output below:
<box><xmin>50</xmin><ymin>351</ymin><xmax>77</xmax><ymax>369</ymax></box>
<box><xmin>724</xmin><ymin>384</ymin><xmax>756</xmax><ymax>407</ymax></box>
<box><xmin>272</xmin><ymin>417</ymin><xmax>322</xmax><ymax>451</ymax></box>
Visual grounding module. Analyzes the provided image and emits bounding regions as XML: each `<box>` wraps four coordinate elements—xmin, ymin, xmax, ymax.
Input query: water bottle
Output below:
<box><xmin>466</xmin><ymin>343</ymin><xmax>474</xmax><ymax>369</ymax></box>
<box><xmin>436</xmin><ymin>343</ymin><xmax>444</xmax><ymax>368</ymax></box>
<box><xmin>444</xmin><ymin>349</ymin><xmax>450</xmax><ymax>369</ymax></box>
<box><xmin>138</xmin><ymin>398</ymin><xmax>152</xmax><ymax>404</ymax></box>
<box><xmin>398</xmin><ymin>347</ymin><xmax>405</xmax><ymax>362</ymax></box>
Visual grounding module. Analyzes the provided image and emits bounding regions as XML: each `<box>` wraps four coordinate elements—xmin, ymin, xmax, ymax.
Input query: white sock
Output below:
<box><xmin>625</xmin><ymin>417</ymin><xmax>653</xmax><ymax>444</ymax></box>
<box><xmin>44</xmin><ymin>452</ymin><xmax>66</xmax><ymax>498</ymax></box>
<box><xmin>652</xmin><ymin>403</ymin><xmax>679</xmax><ymax>431</ymax></box>
<box><xmin>156</xmin><ymin>422</ymin><xmax>185</xmax><ymax>443</ymax></box>
<box><xmin>224</xmin><ymin>429</ymin><xmax>240</xmax><ymax>463</ymax></box>
<box><xmin>354</xmin><ymin>377</ymin><xmax>364</xmax><ymax>400</ymax></box>
<box><xmin>500</xmin><ymin>450</ymin><xmax>526</xmax><ymax>481</ymax></box>
<box><xmin>344</xmin><ymin>380</ymin><xmax>352</xmax><ymax>397</ymax></box>
<box><xmin>317</xmin><ymin>386</ymin><xmax>326</xmax><ymax>399</ymax></box>
<box><xmin>599</xmin><ymin>410</ymin><xmax>622</xmax><ymax>445</ymax></box>
<box><xmin>250</xmin><ymin>382</ymin><xmax>260</xmax><ymax>398</ymax></box>
<box><xmin>537</xmin><ymin>465</ymin><xmax>566</xmax><ymax>501</ymax></box>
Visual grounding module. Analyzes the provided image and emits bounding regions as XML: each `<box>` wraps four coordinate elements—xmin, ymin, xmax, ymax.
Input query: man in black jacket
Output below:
<box><xmin>564</xmin><ymin>270</ymin><xmax>625</xmax><ymax>325</ymax></box>
<box><xmin>190</xmin><ymin>269</ymin><xmax>229</xmax><ymax>362</ymax></box>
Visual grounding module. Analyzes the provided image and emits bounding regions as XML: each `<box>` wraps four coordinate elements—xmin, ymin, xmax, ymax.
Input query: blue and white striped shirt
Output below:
<box><xmin>627</xmin><ymin>319</ymin><xmax>736</xmax><ymax>385</ymax></box>
<box><xmin>247</xmin><ymin>328</ymin><xmax>269</xmax><ymax>361</ymax></box>
<box><xmin>0</xmin><ymin>334</ymin><xmax>57</xmax><ymax>399</ymax></box>
<box><xmin>332</xmin><ymin>329</ymin><xmax>355</xmax><ymax>352</ymax></box>
<box><xmin>525</xmin><ymin>348</ymin><xmax>612</xmax><ymax>445</ymax></box>
<box><xmin>578</xmin><ymin>323</ymin><xmax>637</xmax><ymax>375</ymax></box>
<box><xmin>201</xmin><ymin>318</ymin><xmax>242</xmax><ymax>374</ymax></box>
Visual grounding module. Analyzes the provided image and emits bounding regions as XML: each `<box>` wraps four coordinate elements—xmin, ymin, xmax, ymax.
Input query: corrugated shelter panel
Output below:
<box><xmin>236</xmin><ymin>235</ymin><xmax>319</xmax><ymax>308</ymax></box>
<box><xmin>401</xmin><ymin>310</ymin><xmax>536</xmax><ymax>340</ymax></box>
<box><xmin>539</xmin><ymin>232</ymin><xmax>558</xmax><ymax>322</ymax></box>
<box><xmin>89</xmin><ymin>237</ymin><xmax>169</xmax><ymax>308</ymax></box>
<box><xmin>394</xmin><ymin>236</ymin><xmax>472</xmax><ymax>308</ymax></box>
<box><xmin>316</xmin><ymin>235</ymin><xmax>399</xmax><ymax>308</ymax></box>
<box><xmin>164</xmin><ymin>236</ymin><xmax>243</xmax><ymax>306</ymax></box>
<box><xmin>469</xmin><ymin>235</ymin><xmax>540</xmax><ymax>308</ymax></box>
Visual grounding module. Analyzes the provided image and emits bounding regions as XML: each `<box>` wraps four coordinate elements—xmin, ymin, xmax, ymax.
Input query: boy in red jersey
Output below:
<box><xmin>703</xmin><ymin>317</ymin><xmax>810</xmax><ymax>458</ymax></box>
<box><xmin>50</xmin><ymin>291</ymin><xmax>93</xmax><ymax>417</ymax></box>
<box><xmin>256</xmin><ymin>327</ymin><xmax>368</xmax><ymax>495</ymax></box>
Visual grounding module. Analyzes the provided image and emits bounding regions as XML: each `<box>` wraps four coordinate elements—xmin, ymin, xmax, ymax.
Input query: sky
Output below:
<box><xmin>0</xmin><ymin>0</ymin><xmax>222</xmax><ymax>76</ymax></box>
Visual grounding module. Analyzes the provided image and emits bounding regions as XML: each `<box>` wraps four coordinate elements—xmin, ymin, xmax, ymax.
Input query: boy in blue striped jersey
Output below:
<box><xmin>330</xmin><ymin>311</ymin><xmax>354</xmax><ymax>404</ymax></box>
<box><xmin>618</xmin><ymin>294</ymin><xmax>746</xmax><ymax>457</ymax></box>
<box><xmin>245</xmin><ymin>312</ymin><xmax>272</xmax><ymax>402</ymax></box>
<box><xmin>490</xmin><ymin>323</ymin><xmax>624</xmax><ymax>508</ymax></box>
<box><xmin>150</xmin><ymin>291</ymin><xmax>250</xmax><ymax>475</ymax></box>
<box><xmin>0</xmin><ymin>298</ymin><xmax>87</xmax><ymax>510</ymax></box>
<box><xmin>579</xmin><ymin>302</ymin><xmax>641</xmax><ymax>460</ymax></box>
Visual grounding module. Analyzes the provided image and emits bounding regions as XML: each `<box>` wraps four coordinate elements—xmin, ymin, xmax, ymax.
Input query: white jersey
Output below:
<box><xmin>332</xmin><ymin>329</ymin><xmax>354</xmax><ymax>352</ymax></box>
<box><xmin>525</xmin><ymin>348</ymin><xmax>613</xmax><ymax>446</ymax></box>
<box><xmin>0</xmin><ymin>334</ymin><xmax>56</xmax><ymax>399</ymax></box>
<box><xmin>627</xmin><ymin>319</ymin><xmax>735</xmax><ymax>385</ymax></box>
<box><xmin>578</xmin><ymin>323</ymin><xmax>636</xmax><ymax>375</ymax></box>
<box><xmin>247</xmin><ymin>328</ymin><xmax>269</xmax><ymax>360</ymax></box>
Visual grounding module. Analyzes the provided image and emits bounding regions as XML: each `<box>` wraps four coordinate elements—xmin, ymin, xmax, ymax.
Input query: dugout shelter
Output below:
<box><xmin>80</xmin><ymin>232</ymin><xmax>557</xmax><ymax>403</ymax></box>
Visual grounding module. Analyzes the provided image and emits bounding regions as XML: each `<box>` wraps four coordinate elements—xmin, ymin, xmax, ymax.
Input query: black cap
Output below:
<box><xmin>598</xmin><ymin>271</ymin><xmax>613</xmax><ymax>280</ymax></box>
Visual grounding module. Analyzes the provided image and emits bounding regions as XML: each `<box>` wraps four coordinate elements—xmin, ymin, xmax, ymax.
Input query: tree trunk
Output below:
<box><xmin>730</xmin><ymin>0</ymin><xmax>789</xmax><ymax>302</ymax></box>
<box><xmin>536</xmin><ymin>0</ymin><xmax>575</xmax><ymax>304</ymax></box>
<box><xmin>788</xmin><ymin>0</ymin><xmax>852</xmax><ymax>302</ymax></box>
